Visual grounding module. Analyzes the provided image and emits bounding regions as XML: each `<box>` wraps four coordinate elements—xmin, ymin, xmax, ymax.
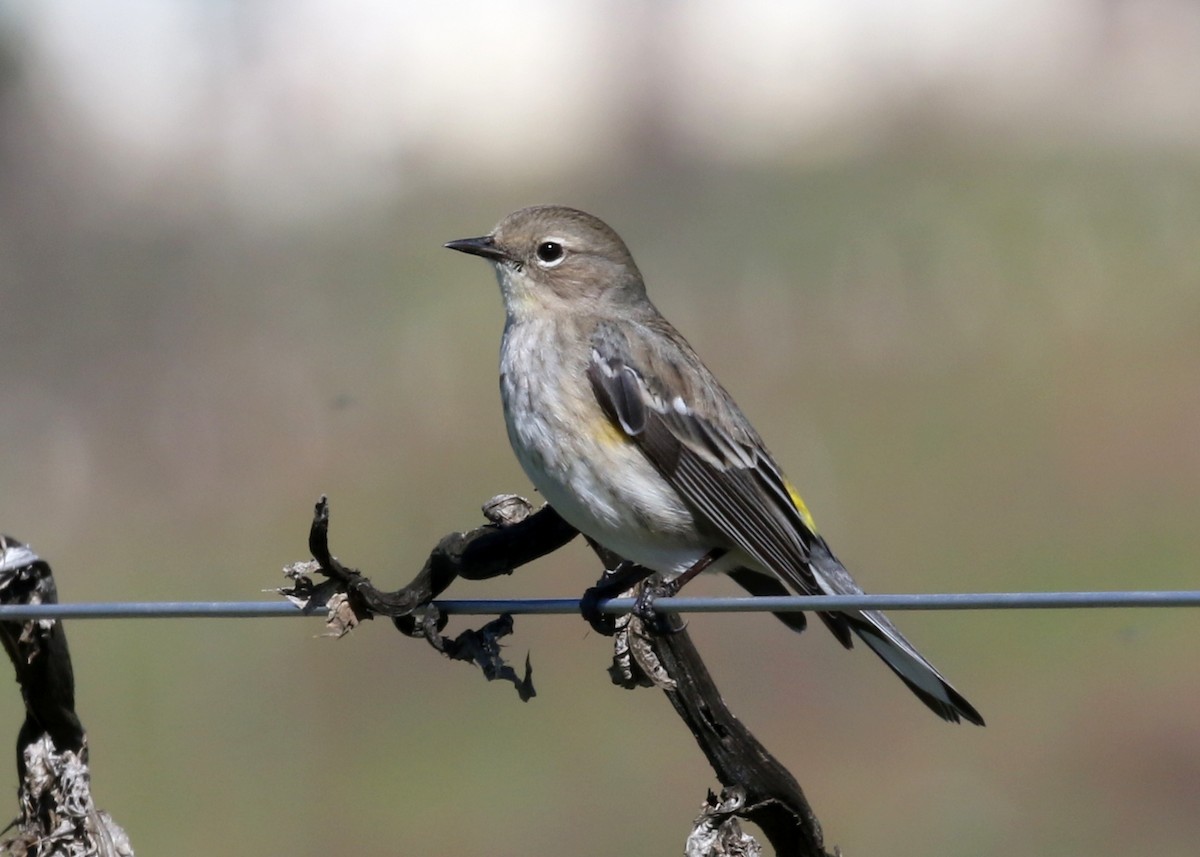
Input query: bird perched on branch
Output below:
<box><xmin>446</xmin><ymin>205</ymin><xmax>983</xmax><ymax>726</ymax></box>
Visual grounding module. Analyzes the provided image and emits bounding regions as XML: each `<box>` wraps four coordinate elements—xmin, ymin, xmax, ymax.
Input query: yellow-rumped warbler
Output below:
<box><xmin>446</xmin><ymin>205</ymin><xmax>983</xmax><ymax>726</ymax></box>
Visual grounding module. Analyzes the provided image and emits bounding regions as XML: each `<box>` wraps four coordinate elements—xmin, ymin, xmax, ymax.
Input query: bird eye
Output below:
<box><xmin>535</xmin><ymin>240</ymin><xmax>565</xmax><ymax>267</ymax></box>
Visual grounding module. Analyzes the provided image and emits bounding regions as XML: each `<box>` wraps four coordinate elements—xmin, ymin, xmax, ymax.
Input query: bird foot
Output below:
<box><xmin>580</xmin><ymin>561</ymin><xmax>654</xmax><ymax>636</ymax></box>
<box><xmin>632</xmin><ymin>578</ymin><xmax>686</xmax><ymax>636</ymax></box>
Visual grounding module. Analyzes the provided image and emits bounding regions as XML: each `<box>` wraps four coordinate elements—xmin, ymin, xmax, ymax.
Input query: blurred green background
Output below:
<box><xmin>1</xmin><ymin>2</ymin><xmax>1198</xmax><ymax>855</ymax></box>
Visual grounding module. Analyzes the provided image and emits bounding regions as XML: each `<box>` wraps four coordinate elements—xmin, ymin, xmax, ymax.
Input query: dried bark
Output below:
<box><xmin>0</xmin><ymin>536</ymin><xmax>133</xmax><ymax>857</ymax></box>
<box><xmin>283</xmin><ymin>495</ymin><xmax>836</xmax><ymax>856</ymax></box>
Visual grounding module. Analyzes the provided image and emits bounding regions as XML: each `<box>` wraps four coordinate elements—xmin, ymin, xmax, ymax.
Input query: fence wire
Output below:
<box><xmin>0</xmin><ymin>590</ymin><xmax>1198</xmax><ymax>620</ymax></box>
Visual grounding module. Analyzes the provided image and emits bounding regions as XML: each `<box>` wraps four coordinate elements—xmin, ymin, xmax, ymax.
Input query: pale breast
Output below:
<box><xmin>499</xmin><ymin>317</ymin><xmax>707</xmax><ymax>576</ymax></box>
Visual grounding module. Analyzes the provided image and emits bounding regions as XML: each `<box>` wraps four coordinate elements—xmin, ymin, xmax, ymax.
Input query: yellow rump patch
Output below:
<box><xmin>784</xmin><ymin>478</ymin><xmax>819</xmax><ymax>533</ymax></box>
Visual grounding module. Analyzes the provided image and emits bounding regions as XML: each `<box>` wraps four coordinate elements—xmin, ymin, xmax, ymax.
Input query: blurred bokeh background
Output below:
<box><xmin>1</xmin><ymin>1</ymin><xmax>1198</xmax><ymax>854</ymax></box>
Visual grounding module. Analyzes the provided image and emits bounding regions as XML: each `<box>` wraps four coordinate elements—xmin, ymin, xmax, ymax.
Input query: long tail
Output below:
<box><xmin>842</xmin><ymin>608</ymin><xmax>984</xmax><ymax>725</ymax></box>
<box><xmin>809</xmin><ymin>541</ymin><xmax>985</xmax><ymax>726</ymax></box>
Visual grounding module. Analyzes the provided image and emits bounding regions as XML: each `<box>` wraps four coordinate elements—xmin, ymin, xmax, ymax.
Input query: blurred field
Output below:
<box><xmin>2</xmin><ymin>5</ymin><xmax>1200</xmax><ymax>856</ymax></box>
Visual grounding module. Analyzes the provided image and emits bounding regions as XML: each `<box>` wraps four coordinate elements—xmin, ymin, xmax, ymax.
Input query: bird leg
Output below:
<box><xmin>580</xmin><ymin>560</ymin><xmax>655</xmax><ymax>636</ymax></box>
<box><xmin>633</xmin><ymin>548</ymin><xmax>727</xmax><ymax>632</ymax></box>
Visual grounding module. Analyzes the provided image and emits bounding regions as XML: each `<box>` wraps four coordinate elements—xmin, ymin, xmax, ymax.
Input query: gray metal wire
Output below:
<box><xmin>0</xmin><ymin>590</ymin><xmax>1198</xmax><ymax>620</ymax></box>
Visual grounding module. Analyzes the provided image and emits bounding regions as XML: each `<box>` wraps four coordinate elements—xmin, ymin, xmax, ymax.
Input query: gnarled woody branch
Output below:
<box><xmin>281</xmin><ymin>495</ymin><xmax>836</xmax><ymax>857</ymax></box>
<box><xmin>0</xmin><ymin>536</ymin><xmax>133</xmax><ymax>856</ymax></box>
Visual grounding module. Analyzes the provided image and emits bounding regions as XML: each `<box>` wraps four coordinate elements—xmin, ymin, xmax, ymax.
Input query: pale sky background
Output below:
<box><xmin>9</xmin><ymin>0</ymin><xmax>1200</xmax><ymax>217</ymax></box>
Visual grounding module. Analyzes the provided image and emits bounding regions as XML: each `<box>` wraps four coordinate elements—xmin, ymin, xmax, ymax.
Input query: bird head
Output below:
<box><xmin>446</xmin><ymin>205</ymin><xmax>648</xmax><ymax>320</ymax></box>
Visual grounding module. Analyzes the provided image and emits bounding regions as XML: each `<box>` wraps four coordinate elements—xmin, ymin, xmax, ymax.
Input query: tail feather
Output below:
<box><xmin>844</xmin><ymin>610</ymin><xmax>985</xmax><ymax>726</ymax></box>
<box><xmin>805</xmin><ymin>539</ymin><xmax>984</xmax><ymax>726</ymax></box>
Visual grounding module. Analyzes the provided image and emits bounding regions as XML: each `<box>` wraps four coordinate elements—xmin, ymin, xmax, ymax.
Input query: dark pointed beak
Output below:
<box><xmin>444</xmin><ymin>235</ymin><xmax>509</xmax><ymax>262</ymax></box>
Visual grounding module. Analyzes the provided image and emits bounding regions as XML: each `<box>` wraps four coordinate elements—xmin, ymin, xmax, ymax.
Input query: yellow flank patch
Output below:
<box><xmin>784</xmin><ymin>478</ymin><xmax>819</xmax><ymax>533</ymax></box>
<box><xmin>593</xmin><ymin>416</ymin><xmax>630</xmax><ymax>447</ymax></box>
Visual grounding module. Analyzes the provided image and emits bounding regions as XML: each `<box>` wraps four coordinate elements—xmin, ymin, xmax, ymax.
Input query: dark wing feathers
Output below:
<box><xmin>590</xmin><ymin>352</ymin><xmax>648</xmax><ymax>436</ymax></box>
<box><xmin>585</xmin><ymin>321</ymin><xmax>984</xmax><ymax>726</ymax></box>
<box><xmin>660</xmin><ymin>425</ymin><xmax>856</xmax><ymax>648</ymax></box>
<box><xmin>586</xmin><ymin>327</ymin><xmax>826</xmax><ymax>596</ymax></box>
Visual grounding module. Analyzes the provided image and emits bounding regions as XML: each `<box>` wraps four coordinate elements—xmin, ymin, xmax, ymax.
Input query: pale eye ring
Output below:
<box><xmin>535</xmin><ymin>239</ymin><xmax>565</xmax><ymax>267</ymax></box>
